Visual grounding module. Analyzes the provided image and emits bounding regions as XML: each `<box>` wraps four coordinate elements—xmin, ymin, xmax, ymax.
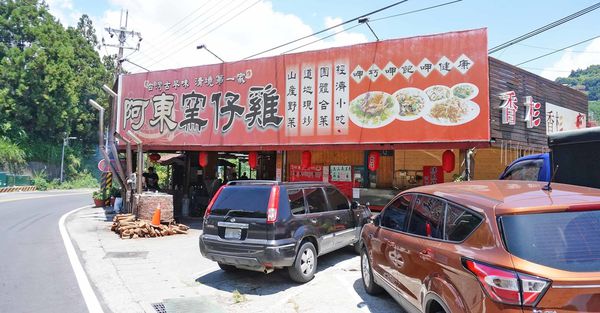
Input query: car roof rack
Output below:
<box><xmin>226</xmin><ymin>180</ymin><xmax>332</xmax><ymax>187</ymax></box>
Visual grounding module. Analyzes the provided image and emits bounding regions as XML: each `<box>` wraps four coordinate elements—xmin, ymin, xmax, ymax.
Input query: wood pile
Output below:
<box><xmin>111</xmin><ymin>214</ymin><xmax>190</xmax><ymax>239</ymax></box>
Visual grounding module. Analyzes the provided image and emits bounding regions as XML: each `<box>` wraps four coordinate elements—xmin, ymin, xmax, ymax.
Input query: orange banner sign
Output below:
<box><xmin>117</xmin><ymin>28</ymin><xmax>490</xmax><ymax>149</ymax></box>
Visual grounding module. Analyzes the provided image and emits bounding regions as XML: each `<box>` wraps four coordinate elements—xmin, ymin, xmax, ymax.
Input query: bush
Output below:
<box><xmin>92</xmin><ymin>190</ymin><xmax>109</xmax><ymax>200</ymax></box>
<box><xmin>33</xmin><ymin>171</ymin><xmax>50</xmax><ymax>191</ymax></box>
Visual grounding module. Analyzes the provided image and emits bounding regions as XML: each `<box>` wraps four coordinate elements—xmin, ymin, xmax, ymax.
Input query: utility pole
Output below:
<box><xmin>102</xmin><ymin>9</ymin><xmax>143</xmax><ymax>75</ymax></box>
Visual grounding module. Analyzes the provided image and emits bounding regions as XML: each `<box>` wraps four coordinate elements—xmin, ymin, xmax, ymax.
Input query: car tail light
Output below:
<box><xmin>204</xmin><ymin>185</ymin><xmax>225</xmax><ymax>219</ymax></box>
<box><xmin>464</xmin><ymin>259</ymin><xmax>550</xmax><ymax>307</ymax></box>
<box><xmin>567</xmin><ymin>203</ymin><xmax>600</xmax><ymax>212</ymax></box>
<box><xmin>266</xmin><ymin>185</ymin><xmax>280</xmax><ymax>224</ymax></box>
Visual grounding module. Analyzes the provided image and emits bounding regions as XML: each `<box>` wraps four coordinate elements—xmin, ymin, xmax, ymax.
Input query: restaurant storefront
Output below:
<box><xmin>113</xmin><ymin>28</ymin><xmax>587</xmax><ymax>216</ymax></box>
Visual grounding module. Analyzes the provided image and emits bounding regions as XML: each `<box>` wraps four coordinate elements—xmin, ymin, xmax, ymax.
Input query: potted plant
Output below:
<box><xmin>93</xmin><ymin>190</ymin><xmax>108</xmax><ymax>207</ymax></box>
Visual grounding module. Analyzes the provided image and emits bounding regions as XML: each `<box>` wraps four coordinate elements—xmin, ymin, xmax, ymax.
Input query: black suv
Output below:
<box><xmin>199</xmin><ymin>180</ymin><xmax>371</xmax><ymax>283</ymax></box>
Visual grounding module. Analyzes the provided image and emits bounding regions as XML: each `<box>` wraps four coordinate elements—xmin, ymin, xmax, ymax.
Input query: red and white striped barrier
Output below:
<box><xmin>0</xmin><ymin>186</ymin><xmax>37</xmax><ymax>193</ymax></box>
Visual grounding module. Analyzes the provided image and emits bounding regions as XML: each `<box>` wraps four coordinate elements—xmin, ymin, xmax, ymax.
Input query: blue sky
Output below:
<box><xmin>47</xmin><ymin>0</ymin><xmax>600</xmax><ymax>79</ymax></box>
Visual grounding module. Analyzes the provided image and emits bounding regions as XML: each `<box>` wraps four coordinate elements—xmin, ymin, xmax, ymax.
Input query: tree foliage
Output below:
<box><xmin>555</xmin><ymin>65</ymin><xmax>600</xmax><ymax>120</ymax></box>
<box><xmin>0</xmin><ymin>0</ymin><xmax>115</xmax><ymax>178</ymax></box>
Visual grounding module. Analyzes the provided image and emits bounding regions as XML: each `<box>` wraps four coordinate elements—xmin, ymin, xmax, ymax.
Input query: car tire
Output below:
<box><xmin>288</xmin><ymin>242</ymin><xmax>317</xmax><ymax>283</ymax></box>
<box><xmin>361</xmin><ymin>248</ymin><xmax>383</xmax><ymax>295</ymax></box>
<box><xmin>217</xmin><ymin>262</ymin><xmax>238</xmax><ymax>272</ymax></box>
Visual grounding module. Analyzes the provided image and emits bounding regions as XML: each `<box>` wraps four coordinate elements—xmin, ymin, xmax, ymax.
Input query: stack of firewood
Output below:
<box><xmin>111</xmin><ymin>214</ymin><xmax>190</xmax><ymax>239</ymax></box>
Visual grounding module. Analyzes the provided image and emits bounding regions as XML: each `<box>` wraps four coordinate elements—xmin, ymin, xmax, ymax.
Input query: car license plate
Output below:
<box><xmin>224</xmin><ymin>228</ymin><xmax>242</xmax><ymax>240</ymax></box>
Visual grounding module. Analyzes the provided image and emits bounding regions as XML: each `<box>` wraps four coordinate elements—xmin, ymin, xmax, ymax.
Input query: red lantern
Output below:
<box><xmin>301</xmin><ymin>151</ymin><xmax>312</xmax><ymax>169</ymax></box>
<box><xmin>248</xmin><ymin>151</ymin><xmax>258</xmax><ymax>169</ymax></box>
<box><xmin>367</xmin><ymin>151</ymin><xmax>380</xmax><ymax>171</ymax></box>
<box><xmin>198</xmin><ymin>151</ymin><xmax>209</xmax><ymax>168</ymax></box>
<box><xmin>148</xmin><ymin>153</ymin><xmax>161</xmax><ymax>163</ymax></box>
<box><xmin>442</xmin><ymin>150</ymin><xmax>455</xmax><ymax>173</ymax></box>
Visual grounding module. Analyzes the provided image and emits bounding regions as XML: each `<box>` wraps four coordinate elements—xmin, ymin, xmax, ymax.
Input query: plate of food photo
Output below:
<box><xmin>393</xmin><ymin>87</ymin><xmax>431</xmax><ymax>121</ymax></box>
<box><xmin>423</xmin><ymin>97</ymin><xmax>480</xmax><ymax>126</ymax></box>
<box><xmin>451</xmin><ymin>83</ymin><xmax>479</xmax><ymax>100</ymax></box>
<box><xmin>424</xmin><ymin>85</ymin><xmax>451</xmax><ymax>102</ymax></box>
<box><xmin>349</xmin><ymin>91</ymin><xmax>399</xmax><ymax>129</ymax></box>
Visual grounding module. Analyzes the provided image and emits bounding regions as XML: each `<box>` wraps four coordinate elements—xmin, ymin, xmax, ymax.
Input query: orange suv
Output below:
<box><xmin>360</xmin><ymin>180</ymin><xmax>600</xmax><ymax>313</ymax></box>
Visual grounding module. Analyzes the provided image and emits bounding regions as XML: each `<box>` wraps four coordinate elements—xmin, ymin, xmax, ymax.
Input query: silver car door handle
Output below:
<box><xmin>335</xmin><ymin>216</ymin><xmax>341</xmax><ymax>221</ymax></box>
<box><xmin>310</xmin><ymin>218</ymin><xmax>318</xmax><ymax>224</ymax></box>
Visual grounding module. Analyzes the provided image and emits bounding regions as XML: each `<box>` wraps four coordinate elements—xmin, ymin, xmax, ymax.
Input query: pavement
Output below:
<box><xmin>66</xmin><ymin>206</ymin><xmax>401</xmax><ymax>313</ymax></box>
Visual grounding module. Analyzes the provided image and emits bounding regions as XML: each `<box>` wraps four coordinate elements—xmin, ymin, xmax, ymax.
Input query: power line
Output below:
<box><xmin>517</xmin><ymin>42</ymin><xmax>600</xmax><ymax>54</ymax></box>
<box><xmin>282</xmin><ymin>0</ymin><xmax>462</xmax><ymax>55</ymax></box>
<box><xmin>489</xmin><ymin>1</ymin><xmax>600</xmax><ymax>54</ymax></box>
<box><xmin>516</xmin><ymin>34</ymin><xmax>600</xmax><ymax>66</ymax></box>
<box><xmin>133</xmin><ymin>0</ymin><xmax>235</xmax><ymax>65</ymax></box>
<box><xmin>283</xmin><ymin>24</ymin><xmax>363</xmax><ymax>54</ymax></box>
<box><xmin>147</xmin><ymin>0</ymin><xmax>261</xmax><ymax>68</ymax></box>
<box><xmin>370</xmin><ymin>0</ymin><xmax>462</xmax><ymax>22</ymax></box>
<box><xmin>242</xmin><ymin>0</ymin><xmax>409</xmax><ymax>60</ymax></box>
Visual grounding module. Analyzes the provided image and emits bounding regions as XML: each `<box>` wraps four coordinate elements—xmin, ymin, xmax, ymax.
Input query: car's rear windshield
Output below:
<box><xmin>210</xmin><ymin>186</ymin><xmax>272</xmax><ymax>218</ymax></box>
<box><xmin>500</xmin><ymin>211</ymin><xmax>600</xmax><ymax>272</ymax></box>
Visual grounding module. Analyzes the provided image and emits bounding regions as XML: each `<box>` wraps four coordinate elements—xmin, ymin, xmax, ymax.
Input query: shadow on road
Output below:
<box><xmin>352</xmin><ymin>277</ymin><xmax>403</xmax><ymax>313</ymax></box>
<box><xmin>195</xmin><ymin>247</ymin><xmax>358</xmax><ymax>296</ymax></box>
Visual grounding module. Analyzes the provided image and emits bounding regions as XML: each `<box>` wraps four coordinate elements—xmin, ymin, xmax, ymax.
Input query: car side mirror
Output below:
<box><xmin>371</xmin><ymin>214</ymin><xmax>381</xmax><ymax>226</ymax></box>
<box><xmin>351</xmin><ymin>201</ymin><xmax>360</xmax><ymax>210</ymax></box>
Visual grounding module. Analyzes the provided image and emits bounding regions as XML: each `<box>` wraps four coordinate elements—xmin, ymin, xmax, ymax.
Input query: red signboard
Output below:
<box><xmin>289</xmin><ymin>164</ymin><xmax>323</xmax><ymax>182</ymax></box>
<box><xmin>423</xmin><ymin>166</ymin><xmax>444</xmax><ymax>185</ymax></box>
<box><xmin>117</xmin><ymin>29</ymin><xmax>490</xmax><ymax>149</ymax></box>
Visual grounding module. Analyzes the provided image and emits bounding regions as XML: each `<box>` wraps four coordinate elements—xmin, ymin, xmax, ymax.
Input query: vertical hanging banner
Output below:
<box><xmin>118</xmin><ymin>29</ymin><xmax>490</xmax><ymax>149</ymax></box>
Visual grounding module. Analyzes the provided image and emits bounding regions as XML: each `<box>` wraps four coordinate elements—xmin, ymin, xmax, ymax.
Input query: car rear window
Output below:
<box><xmin>210</xmin><ymin>186</ymin><xmax>271</xmax><ymax>218</ymax></box>
<box><xmin>500</xmin><ymin>211</ymin><xmax>600</xmax><ymax>272</ymax></box>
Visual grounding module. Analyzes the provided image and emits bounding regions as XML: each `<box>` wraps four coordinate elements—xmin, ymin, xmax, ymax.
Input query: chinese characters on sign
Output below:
<box><xmin>546</xmin><ymin>102</ymin><xmax>587</xmax><ymax>134</ymax></box>
<box><xmin>523</xmin><ymin>96</ymin><xmax>541</xmax><ymax>129</ymax></box>
<box><xmin>499</xmin><ymin>91</ymin><xmax>542</xmax><ymax>129</ymax></box>
<box><xmin>289</xmin><ymin>164</ymin><xmax>323</xmax><ymax>182</ymax></box>
<box><xmin>423</xmin><ymin>166</ymin><xmax>444</xmax><ymax>185</ymax></box>
<box><xmin>499</xmin><ymin>91</ymin><xmax>518</xmax><ymax>125</ymax></box>
<box><xmin>118</xmin><ymin>28</ymin><xmax>490</xmax><ymax>147</ymax></box>
<box><xmin>330</xmin><ymin>165</ymin><xmax>352</xmax><ymax>182</ymax></box>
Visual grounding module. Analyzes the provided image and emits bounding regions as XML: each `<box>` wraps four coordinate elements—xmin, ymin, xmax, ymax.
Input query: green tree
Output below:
<box><xmin>555</xmin><ymin>64</ymin><xmax>600</xmax><ymax>120</ymax></box>
<box><xmin>0</xmin><ymin>0</ymin><xmax>113</xmax><ymax>180</ymax></box>
<box><xmin>0</xmin><ymin>137</ymin><xmax>26</xmax><ymax>174</ymax></box>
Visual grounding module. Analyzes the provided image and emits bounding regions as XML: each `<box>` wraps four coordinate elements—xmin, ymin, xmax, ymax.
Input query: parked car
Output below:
<box><xmin>199</xmin><ymin>180</ymin><xmax>371</xmax><ymax>283</ymax></box>
<box><xmin>360</xmin><ymin>180</ymin><xmax>600</xmax><ymax>313</ymax></box>
<box><xmin>499</xmin><ymin>126</ymin><xmax>600</xmax><ymax>189</ymax></box>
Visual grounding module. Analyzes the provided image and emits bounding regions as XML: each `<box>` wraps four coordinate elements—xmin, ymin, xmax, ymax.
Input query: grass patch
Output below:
<box><xmin>232</xmin><ymin>290</ymin><xmax>247</xmax><ymax>303</ymax></box>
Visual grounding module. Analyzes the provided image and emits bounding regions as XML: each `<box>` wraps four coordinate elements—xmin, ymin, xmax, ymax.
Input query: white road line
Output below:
<box><xmin>0</xmin><ymin>191</ymin><xmax>91</xmax><ymax>203</ymax></box>
<box><xmin>59</xmin><ymin>205</ymin><xmax>104</xmax><ymax>313</ymax></box>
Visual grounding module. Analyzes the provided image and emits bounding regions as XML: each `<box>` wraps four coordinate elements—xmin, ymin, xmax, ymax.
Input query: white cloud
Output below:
<box><xmin>92</xmin><ymin>0</ymin><xmax>368</xmax><ymax>73</ymax></box>
<box><xmin>45</xmin><ymin>0</ymin><xmax>81</xmax><ymax>26</ymax></box>
<box><xmin>540</xmin><ymin>38</ymin><xmax>600</xmax><ymax>80</ymax></box>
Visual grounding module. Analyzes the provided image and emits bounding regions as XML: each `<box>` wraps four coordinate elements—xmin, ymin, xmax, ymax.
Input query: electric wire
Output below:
<box><xmin>516</xmin><ymin>34</ymin><xmax>600</xmax><ymax>66</ymax></box>
<box><xmin>148</xmin><ymin>0</ymin><xmax>261</xmax><ymax>67</ymax></box>
<box><xmin>370</xmin><ymin>0</ymin><xmax>462</xmax><ymax>22</ymax></box>
<box><xmin>134</xmin><ymin>0</ymin><xmax>237</xmax><ymax>65</ymax></box>
<box><xmin>489</xmin><ymin>1</ymin><xmax>600</xmax><ymax>54</ymax></box>
<box><xmin>242</xmin><ymin>0</ymin><xmax>409</xmax><ymax>60</ymax></box>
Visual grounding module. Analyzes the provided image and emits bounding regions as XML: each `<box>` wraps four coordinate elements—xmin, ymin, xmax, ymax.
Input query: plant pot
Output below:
<box><xmin>94</xmin><ymin>198</ymin><xmax>105</xmax><ymax>207</ymax></box>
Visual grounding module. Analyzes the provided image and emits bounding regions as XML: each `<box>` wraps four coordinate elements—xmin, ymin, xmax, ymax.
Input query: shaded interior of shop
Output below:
<box><xmin>119</xmin><ymin>145</ymin><xmax>544</xmax><ymax>218</ymax></box>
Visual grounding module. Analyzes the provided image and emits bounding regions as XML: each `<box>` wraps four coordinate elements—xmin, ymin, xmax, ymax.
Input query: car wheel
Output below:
<box><xmin>288</xmin><ymin>242</ymin><xmax>317</xmax><ymax>283</ymax></box>
<box><xmin>217</xmin><ymin>262</ymin><xmax>238</xmax><ymax>272</ymax></box>
<box><xmin>361</xmin><ymin>248</ymin><xmax>383</xmax><ymax>294</ymax></box>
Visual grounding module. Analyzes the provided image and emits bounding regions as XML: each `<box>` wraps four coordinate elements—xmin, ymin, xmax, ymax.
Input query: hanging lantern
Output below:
<box><xmin>198</xmin><ymin>151</ymin><xmax>209</xmax><ymax>168</ymax></box>
<box><xmin>301</xmin><ymin>151</ymin><xmax>312</xmax><ymax>169</ymax></box>
<box><xmin>367</xmin><ymin>151</ymin><xmax>380</xmax><ymax>171</ymax></box>
<box><xmin>248</xmin><ymin>151</ymin><xmax>258</xmax><ymax>170</ymax></box>
<box><xmin>148</xmin><ymin>153</ymin><xmax>161</xmax><ymax>163</ymax></box>
<box><xmin>442</xmin><ymin>149</ymin><xmax>455</xmax><ymax>173</ymax></box>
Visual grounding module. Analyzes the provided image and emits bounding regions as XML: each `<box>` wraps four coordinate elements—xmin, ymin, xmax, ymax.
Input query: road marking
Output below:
<box><xmin>0</xmin><ymin>191</ymin><xmax>91</xmax><ymax>203</ymax></box>
<box><xmin>59</xmin><ymin>205</ymin><xmax>104</xmax><ymax>313</ymax></box>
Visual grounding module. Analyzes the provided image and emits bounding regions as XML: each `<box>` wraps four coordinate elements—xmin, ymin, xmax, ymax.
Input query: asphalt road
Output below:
<box><xmin>0</xmin><ymin>190</ymin><xmax>93</xmax><ymax>313</ymax></box>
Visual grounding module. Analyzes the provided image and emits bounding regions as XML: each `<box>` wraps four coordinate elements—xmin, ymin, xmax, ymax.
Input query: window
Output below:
<box><xmin>304</xmin><ymin>188</ymin><xmax>328</xmax><ymax>213</ymax></box>
<box><xmin>210</xmin><ymin>186</ymin><xmax>271</xmax><ymax>218</ymax></box>
<box><xmin>325</xmin><ymin>187</ymin><xmax>350</xmax><ymax>211</ymax></box>
<box><xmin>407</xmin><ymin>195</ymin><xmax>445</xmax><ymax>239</ymax></box>
<box><xmin>444</xmin><ymin>203</ymin><xmax>482</xmax><ymax>241</ymax></box>
<box><xmin>501</xmin><ymin>211</ymin><xmax>600</xmax><ymax>272</ymax></box>
<box><xmin>288</xmin><ymin>189</ymin><xmax>306</xmax><ymax>215</ymax></box>
<box><xmin>503</xmin><ymin>159</ymin><xmax>543</xmax><ymax>181</ymax></box>
<box><xmin>381</xmin><ymin>194</ymin><xmax>412</xmax><ymax>232</ymax></box>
